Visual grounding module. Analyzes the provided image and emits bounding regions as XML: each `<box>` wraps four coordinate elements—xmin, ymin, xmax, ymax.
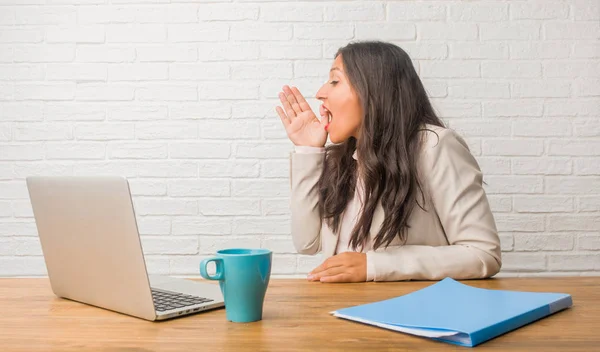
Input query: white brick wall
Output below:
<box><xmin>0</xmin><ymin>0</ymin><xmax>598</xmax><ymax>278</ymax></box>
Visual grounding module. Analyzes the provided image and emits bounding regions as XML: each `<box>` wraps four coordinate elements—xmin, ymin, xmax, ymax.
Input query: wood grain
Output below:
<box><xmin>0</xmin><ymin>277</ymin><xmax>598</xmax><ymax>351</ymax></box>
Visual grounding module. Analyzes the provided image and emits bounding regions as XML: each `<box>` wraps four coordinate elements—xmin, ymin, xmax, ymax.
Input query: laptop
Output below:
<box><xmin>26</xmin><ymin>176</ymin><xmax>225</xmax><ymax>321</ymax></box>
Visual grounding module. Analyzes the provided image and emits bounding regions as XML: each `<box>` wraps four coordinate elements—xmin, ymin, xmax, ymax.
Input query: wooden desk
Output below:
<box><xmin>0</xmin><ymin>277</ymin><xmax>598</xmax><ymax>351</ymax></box>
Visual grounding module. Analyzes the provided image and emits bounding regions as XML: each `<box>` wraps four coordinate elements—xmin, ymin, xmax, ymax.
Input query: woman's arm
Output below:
<box><xmin>289</xmin><ymin>147</ymin><xmax>325</xmax><ymax>255</ymax></box>
<box><xmin>366</xmin><ymin>129</ymin><xmax>502</xmax><ymax>281</ymax></box>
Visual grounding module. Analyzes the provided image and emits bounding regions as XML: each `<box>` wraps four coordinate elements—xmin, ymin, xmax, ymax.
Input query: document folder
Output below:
<box><xmin>331</xmin><ymin>278</ymin><xmax>572</xmax><ymax>347</ymax></box>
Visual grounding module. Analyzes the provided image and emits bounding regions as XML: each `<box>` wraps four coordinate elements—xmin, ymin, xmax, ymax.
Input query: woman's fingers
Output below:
<box><xmin>291</xmin><ymin>86</ymin><xmax>312</xmax><ymax>112</ymax></box>
<box><xmin>308</xmin><ymin>266</ymin><xmax>346</xmax><ymax>281</ymax></box>
<box><xmin>275</xmin><ymin>106</ymin><xmax>290</xmax><ymax>128</ymax></box>
<box><xmin>283</xmin><ymin>85</ymin><xmax>303</xmax><ymax>115</ymax></box>
<box><xmin>309</xmin><ymin>257</ymin><xmax>343</xmax><ymax>276</ymax></box>
<box><xmin>319</xmin><ymin>273</ymin><xmax>353</xmax><ymax>283</ymax></box>
<box><xmin>278</xmin><ymin>92</ymin><xmax>296</xmax><ymax>119</ymax></box>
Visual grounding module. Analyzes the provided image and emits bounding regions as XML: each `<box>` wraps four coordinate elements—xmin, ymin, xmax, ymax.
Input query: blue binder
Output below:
<box><xmin>331</xmin><ymin>278</ymin><xmax>572</xmax><ymax>347</ymax></box>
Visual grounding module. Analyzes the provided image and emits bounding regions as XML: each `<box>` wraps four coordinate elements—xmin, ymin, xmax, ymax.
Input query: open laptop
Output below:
<box><xmin>26</xmin><ymin>176</ymin><xmax>225</xmax><ymax>321</ymax></box>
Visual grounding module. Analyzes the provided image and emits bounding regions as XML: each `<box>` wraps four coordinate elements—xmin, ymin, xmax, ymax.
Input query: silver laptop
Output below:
<box><xmin>26</xmin><ymin>176</ymin><xmax>225</xmax><ymax>321</ymax></box>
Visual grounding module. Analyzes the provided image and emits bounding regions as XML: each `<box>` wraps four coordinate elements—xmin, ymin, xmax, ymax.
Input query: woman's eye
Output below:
<box><xmin>330</xmin><ymin>80</ymin><xmax>339</xmax><ymax>86</ymax></box>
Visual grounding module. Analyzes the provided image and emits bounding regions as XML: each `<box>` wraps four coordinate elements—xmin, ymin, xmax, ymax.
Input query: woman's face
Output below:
<box><xmin>316</xmin><ymin>55</ymin><xmax>364</xmax><ymax>144</ymax></box>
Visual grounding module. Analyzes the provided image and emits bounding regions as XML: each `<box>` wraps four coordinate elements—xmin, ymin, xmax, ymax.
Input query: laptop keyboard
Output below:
<box><xmin>151</xmin><ymin>288</ymin><xmax>213</xmax><ymax>312</ymax></box>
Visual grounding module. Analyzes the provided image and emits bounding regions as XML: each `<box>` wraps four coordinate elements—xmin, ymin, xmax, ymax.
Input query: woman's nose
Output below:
<box><xmin>316</xmin><ymin>84</ymin><xmax>327</xmax><ymax>101</ymax></box>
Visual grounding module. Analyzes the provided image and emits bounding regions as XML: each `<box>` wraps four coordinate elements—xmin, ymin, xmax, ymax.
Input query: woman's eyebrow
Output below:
<box><xmin>330</xmin><ymin>67</ymin><xmax>342</xmax><ymax>72</ymax></box>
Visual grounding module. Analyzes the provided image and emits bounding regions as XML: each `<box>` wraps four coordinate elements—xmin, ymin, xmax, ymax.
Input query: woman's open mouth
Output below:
<box><xmin>322</xmin><ymin>105</ymin><xmax>332</xmax><ymax>131</ymax></box>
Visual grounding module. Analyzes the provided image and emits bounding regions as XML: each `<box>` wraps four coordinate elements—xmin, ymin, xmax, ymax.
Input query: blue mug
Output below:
<box><xmin>200</xmin><ymin>248</ymin><xmax>272</xmax><ymax>323</ymax></box>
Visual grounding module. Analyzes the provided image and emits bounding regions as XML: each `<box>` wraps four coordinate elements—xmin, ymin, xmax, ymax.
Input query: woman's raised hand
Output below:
<box><xmin>276</xmin><ymin>85</ymin><xmax>328</xmax><ymax>148</ymax></box>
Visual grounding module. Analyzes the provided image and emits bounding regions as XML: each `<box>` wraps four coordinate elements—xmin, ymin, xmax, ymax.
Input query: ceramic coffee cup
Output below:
<box><xmin>200</xmin><ymin>248</ymin><xmax>272</xmax><ymax>323</ymax></box>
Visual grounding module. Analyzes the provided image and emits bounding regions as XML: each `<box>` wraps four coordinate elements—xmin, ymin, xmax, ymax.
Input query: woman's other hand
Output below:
<box><xmin>308</xmin><ymin>252</ymin><xmax>367</xmax><ymax>283</ymax></box>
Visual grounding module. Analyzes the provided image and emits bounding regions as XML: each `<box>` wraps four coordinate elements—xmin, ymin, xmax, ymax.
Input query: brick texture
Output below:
<box><xmin>0</xmin><ymin>0</ymin><xmax>598</xmax><ymax>277</ymax></box>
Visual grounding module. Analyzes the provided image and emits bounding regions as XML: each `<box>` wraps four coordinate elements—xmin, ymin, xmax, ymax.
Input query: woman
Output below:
<box><xmin>275</xmin><ymin>41</ymin><xmax>501</xmax><ymax>283</ymax></box>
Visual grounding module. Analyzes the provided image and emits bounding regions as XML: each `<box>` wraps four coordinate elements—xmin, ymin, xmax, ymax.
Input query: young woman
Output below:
<box><xmin>276</xmin><ymin>41</ymin><xmax>501</xmax><ymax>283</ymax></box>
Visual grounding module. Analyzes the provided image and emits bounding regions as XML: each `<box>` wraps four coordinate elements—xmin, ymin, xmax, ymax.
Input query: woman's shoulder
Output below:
<box><xmin>417</xmin><ymin>124</ymin><xmax>474</xmax><ymax>166</ymax></box>
<box><xmin>418</xmin><ymin>124</ymin><xmax>468</xmax><ymax>151</ymax></box>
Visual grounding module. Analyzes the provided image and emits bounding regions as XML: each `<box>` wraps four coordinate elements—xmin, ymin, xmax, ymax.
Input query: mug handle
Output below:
<box><xmin>199</xmin><ymin>258</ymin><xmax>224</xmax><ymax>280</ymax></box>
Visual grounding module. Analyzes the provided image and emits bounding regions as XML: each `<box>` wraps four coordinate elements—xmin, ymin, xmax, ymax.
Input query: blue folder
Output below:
<box><xmin>331</xmin><ymin>278</ymin><xmax>572</xmax><ymax>347</ymax></box>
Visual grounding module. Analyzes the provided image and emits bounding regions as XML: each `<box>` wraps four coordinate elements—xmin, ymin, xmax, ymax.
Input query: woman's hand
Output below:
<box><xmin>276</xmin><ymin>85</ymin><xmax>328</xmax><ymax>148</ymax></box>
<box><xmin>307</xmin><ymin>252</ymin><xmax>367</xmax><ymax>283</ymax></box>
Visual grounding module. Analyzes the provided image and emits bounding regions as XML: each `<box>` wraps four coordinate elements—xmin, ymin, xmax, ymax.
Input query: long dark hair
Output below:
<box><xmin>318</xmin><ymin>41</ymin><xmax>445</xmax><ymax>251</ymax></box>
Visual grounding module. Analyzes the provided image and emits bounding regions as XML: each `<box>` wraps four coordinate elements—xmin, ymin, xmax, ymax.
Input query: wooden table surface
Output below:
<box><xmin>0</xmin><ymin>277</ymin><xmax>598</xmax><ymax>351</ymax></box>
